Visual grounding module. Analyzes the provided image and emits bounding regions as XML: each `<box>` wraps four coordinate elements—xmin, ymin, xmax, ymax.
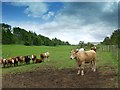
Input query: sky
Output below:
<box><xmin>2</xmin><ymin>0</ymin><xmax>119</xmax><ymax>44</ymax></box>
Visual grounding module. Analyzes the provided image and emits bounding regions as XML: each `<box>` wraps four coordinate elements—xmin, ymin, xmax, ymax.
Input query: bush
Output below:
<box><xmin>24</xmin><ymin>41</ymin><xmax>31</xmax><ymax>46</ymax></box>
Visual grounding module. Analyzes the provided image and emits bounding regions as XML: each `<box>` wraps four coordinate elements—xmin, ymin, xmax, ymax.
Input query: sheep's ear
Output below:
<box><xmin>75</xmin><ymin>50</ymin><xmax>78</xmax><ymax>53</ymax></box>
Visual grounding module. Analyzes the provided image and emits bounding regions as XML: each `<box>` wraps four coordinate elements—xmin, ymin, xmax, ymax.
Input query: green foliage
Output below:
<box><xmin>111</xmin><ymin>29</ymin><xmax>120</xmax><ymax>48</ymax></box>
<box><xmin>24</xmin><ymin>41</ymin><xmax>31</xmax><ymax>46</ymax></box>
<box><xmin>77</xmin><ymin>41</ymin><xmax>94</xmax><ymax>49</ymax></box>
<box><xmin>102</xmin><ymin>37</ymin><xmax>110</xmax><ymax>45</ymax></box>
<box><xmin>1</xmin><ymin>23</ymin><xmax>70</xmax><ymax>46</ymax></box>
<box><xmin>85</xmin><ymin>42</ymin><xmax>94</xmax><ymax>48</ymax></box>
<box><xmin>2</xmin><ymin>24</ymin><xmax>15</xmax><ymax>44</ymax></box>
<box><xmin>78</xmin><ymin>41</ymin><xmax>84</xmax><ymax>48</ymax></box>
<box><xmin>102</xmin><ymin>29</ymin><xmax>120</xmax><ymax>48</ymax></box>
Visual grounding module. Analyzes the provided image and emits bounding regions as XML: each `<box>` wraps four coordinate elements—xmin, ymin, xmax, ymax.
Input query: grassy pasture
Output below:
<box><xmin>1</xmin><ymin>45</ymin><xmax>118</xmax><ymax>75</ymax></box>
<box><xmin>2</xmin><ymin>45</ymin><xmax>77</xmax><ymax>74</ymax></box>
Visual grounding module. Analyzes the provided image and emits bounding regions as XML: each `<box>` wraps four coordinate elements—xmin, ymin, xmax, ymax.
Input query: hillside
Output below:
<box><xmin>1</xmin><ymin>23</ymin><xmax>70</xmax><ymax>46</ymax></box>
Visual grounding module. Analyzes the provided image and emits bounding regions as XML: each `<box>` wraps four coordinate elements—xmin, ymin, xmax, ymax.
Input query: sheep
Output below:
<box><xmin>16</xmin><ymin>56</ymin><xmax>25</xmax><ymax>65</ymax></box>
<box><xmin>44</xmin><ymin>52</ymin><xmax>50</xmax><ymax>59</ymax></box>
<box><xmin>11</xmin><ymin>57</ymin><xmax>18</xmax><ymax>67</ymax></box>
<box><xmin>32</xmin><ymin>54</ymin><xmax>37</xmax><ymax>63</ymax></box>
<box><xmin>35</xmin><ymin>58</ymin><xmax>43</xmax><ymax>63</ymax></box>
<box><xmin>70</xmin><ymin>49</ymin><xmax>96</xmax><ymax>75</ymax></box>
<box><xmin>24</xmin><ymin>55</ymin><xmax>31</xmax><ymax>64</ymax></box>
<box><xmin>40</xmin><ymin>52</ymin><xmax>50</xmax><ymax>62</ymax></box>
<box><xmin>76</xmin><ymin>48</ymin><xmax>85</xmax><ymax>52</ymax></box>
<box><xmin>0</xmin><ymin>58</ymin><xmax>8</xmax><ymax>68</ymax></box>
<box><xmin>40</xmin><ymin>53</ymin><xmax>45</xmax><ymax>61</ymax></box>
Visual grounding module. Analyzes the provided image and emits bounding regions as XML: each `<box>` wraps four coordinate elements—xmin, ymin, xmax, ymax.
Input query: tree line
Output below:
<box><xmin>101</xmin><ymin>29</ymin><xmax>120</xmax><ymax>48</ymax></box>
<box><xmin>1</xmin><ymin>23</ymin><xmax>70</xmax><ymax>46</ymax></box>
<box><xmin>78</xmin><ymin>41</ymin><xmax>94</xmax><ymax>48</ymax></box>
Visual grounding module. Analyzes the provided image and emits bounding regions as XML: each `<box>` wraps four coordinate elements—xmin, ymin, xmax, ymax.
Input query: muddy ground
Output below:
<box><xmin>2</xmin><ymin>66</ymin><xmax>118</xmax><ymax>88</ymax></box>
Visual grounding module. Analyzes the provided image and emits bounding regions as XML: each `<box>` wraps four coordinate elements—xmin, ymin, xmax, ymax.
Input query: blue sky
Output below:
<box><xmin>3</xmin><ymin>2</ymin><xmax>28</xmax><ymax>22</ymax></box>
<box><xmin>2</xmin><ymin>1</ymin><xmax>119</xmax><ymax>44</ymax></box>
<box><xmin>2</xmin><ymin>2</ymin><xmax>64</xmax><ymax>23</ymax></box>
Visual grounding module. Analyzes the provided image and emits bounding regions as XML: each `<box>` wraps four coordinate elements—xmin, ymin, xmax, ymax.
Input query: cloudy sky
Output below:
<box><xmin>2</xmin><ymin>0</ymin><xmax>119</xmax><ymax>44</ymax></box>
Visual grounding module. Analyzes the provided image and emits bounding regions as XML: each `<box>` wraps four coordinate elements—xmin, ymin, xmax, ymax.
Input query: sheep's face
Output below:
<box><xmin>70</xmin><ymin>50</ymin><xmax>76</xmax><ymax>60</ymax></box>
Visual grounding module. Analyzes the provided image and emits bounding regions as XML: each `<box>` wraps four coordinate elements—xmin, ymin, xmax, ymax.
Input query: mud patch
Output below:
<box><xmin>2</xmin><ymin>66</ymin><xmax>118</xmax><ymax>88</ymax></box>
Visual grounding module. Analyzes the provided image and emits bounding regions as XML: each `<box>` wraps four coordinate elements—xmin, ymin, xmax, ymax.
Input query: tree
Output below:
<box><xmin>86</xmin><ymin>42</ymin><xmax>94</xmax><ymax>48</ymax></box>
<box><xmin>102</xmin><ymin>37</ymin><xmax>110</xmax><ymax>45</ymax></box>
<box><xmin>2</xmin><ymin>23</ymin><xmax>14</xmax><ymax>44</ymax></box>
<box><xmin>111</xmin><ymin>29</ymin><xmax>120</xmax><ymax>48</ymax></box>
<box><xmin>78</xmin><ymin>41</ymin><xmax>84</xmax><ymax>48</ymax></box>
<box><xmin>101</xmin><ymin>29</ymin><xmax>120</xmax><ymax>47</ymax></box>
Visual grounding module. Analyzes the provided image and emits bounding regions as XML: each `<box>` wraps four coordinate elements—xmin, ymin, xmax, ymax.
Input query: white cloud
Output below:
<box><xmin>11</xmin><ymin>2</ymin><xmax>48</xmax><ymax>18</ymax></box>
<box><xmin>6</xmin><ymin>14</ymin><xmax>116</xmax><ymax>44</ymax></box>
<box><xmin>24</xmin><ymin>3</ymin><xmax>47</xmax><ymax>18</ymax></box>
<box><xmin>102</xmin><ymin>2</ymin><xmax>115</xmax><ymax>12</ymax></box>
<box><xmin>42</xmin><ymin>11</ymin><xmax>55</xmax><ymax>20</ymax></box>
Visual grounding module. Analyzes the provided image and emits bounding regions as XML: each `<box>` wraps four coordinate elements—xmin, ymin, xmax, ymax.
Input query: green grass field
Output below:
<box><xmin>1</xmin><ymin>45</ymin><xmax>118</xmax><ymax>75</ymax></box>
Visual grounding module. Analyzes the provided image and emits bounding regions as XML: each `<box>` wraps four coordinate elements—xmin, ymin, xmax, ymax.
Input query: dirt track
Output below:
<box><xmin>2</xmin><ymin>66</ymin><xmax>118</xmax><ymax>88</ymax></box>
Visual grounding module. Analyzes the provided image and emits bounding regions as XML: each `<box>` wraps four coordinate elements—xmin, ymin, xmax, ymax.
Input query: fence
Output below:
<box><xmin>99</xmin><ymin>45</ymin><xmax>119</xmax><ymax>60</ymax></box>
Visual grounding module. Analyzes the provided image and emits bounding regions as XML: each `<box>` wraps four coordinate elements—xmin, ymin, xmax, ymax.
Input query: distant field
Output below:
<box><xmin>2</xmin><ymin>45</ymin><xmax>118</xmax><ymax>75</ymax></box>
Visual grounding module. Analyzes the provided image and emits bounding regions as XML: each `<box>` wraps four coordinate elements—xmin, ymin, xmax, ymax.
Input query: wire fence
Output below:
<box><xmin>99</xmin><ymin>45</ymin><xmax>119</xmax><ymax>60</ymax></box>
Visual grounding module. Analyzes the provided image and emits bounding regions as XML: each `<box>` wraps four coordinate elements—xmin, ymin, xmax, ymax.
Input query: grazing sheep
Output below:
<box><xmin>7</xmin><ymin>58</ymin><xmax>14</xmax><ymax>67</ymax></box>
<box><xmin>16</xmin><ymin>56</ymin><xmax>25</xmax><ymax>65</ymax></box>
<box><xmin>32</xmin><ymin>54</ymin><xmax>37</xmax><ymax>63</ymax></box>
<box><xmin>11</xmin><ymin>57</ymin><xmax>18</xmax><ymax>67</ymax></box>
<box><xmin>40</xmin><ymin>52</ymin><xmax>50</xmax><ymax>59</ymax></box>
<box><xmin>44</xmin><ymin>52</ymin><xmax>50</xmax><ymax>59</ymax></box>
<box><xmin>70</xmin><ymin>49</ymin><xmax>96</xmax><ymax>75</ymax></box>
<box><xmin>35</xmin><ymin>58</ymin><xmax>43</xmax><ymax>63</ymax></box>
<box><xmin>2</xmin><ymin>57</ymin><xmax>14</xmax><ymax>67</ymax></box>
<box><xmin>40</xmin><ymin>53</ymin><xmax>45</xmax><ymax>61</ymax></box>
<box><xmin>24</xmin><ymin>55</ymin><xmax>31</xmax><ymax>64</ymax></box>
<box><xmin>1</xmin><ymin>58</ymin><xmax>8</xmax><ymax>68</ymax></box>
<box><xmin>31</xmin><ymin>54</ymin><xmax>44</xmax><ymax>63</ymax></box>
<box><xmin>40</xmin><ymin>52</ymin><xmax>50</xmax><ymax>62</ymax></box>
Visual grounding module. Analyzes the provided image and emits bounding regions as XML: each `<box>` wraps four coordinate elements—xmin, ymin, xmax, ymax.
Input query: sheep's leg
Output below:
<box><xmin>17</xmin><ymin>62</ymin><xmax>18</xmax><ymax>66</ymax></box>
<box><xmin>32</xmin><ymin>60</ymin><xmax>34</xmax><ymax>64</ymax></box>
<box><xmin>6</xmin><ymin>63</ymin><xmax>8</xmax><ymax>67</ymax></box>
<box><xmin>90</xmin><ymin>61</ymin><xmax>93</xmax><ymax>69</ymax></box>
<box><xmin>81</xmin><ymin>69</ymin><xmax>84</xmax><ymax>76</ymax></box>
<box><xmin>19</xmin><ymin>61</ymin><xmax>21</xmax><ymax>65</ymax></box>
<box><xmin>77</xmin><ymin>65</ymin><xmax>81</xmax><ymax>75</ymax></box>
<box><xmin>77</xmin><ymin>60</ymin><xmax>81</xmax><ymax>75</ymax></box>
<box><xmin>77</xmin><ymin>62</ymin><xmax>84</xmax><ymax>75</ymax></box>
<box><xmin>14</xmin><ymin>63</ymin><xmax>15</xmax><ymax>67</ymax></box>
<box><xmin>10</xmin><ymin>63</ymin><xmax>13</xmax><ymax>67</ymax></box>
<box><xmin>81</xmin><ymin>62</ymin><xmax>85</xmax><ymax>76</ymax></box>
<box><xmin>92</xmin><ymin>61</ymin><xmax>96</xmax><ymax>72</ymax></box>
<box><xmin>3</xmin><ymin>64</ymin><xmax>5</xmax><ymax>68</ymax></box>
<box><xmin>94</xmin><ymin>61</ymin><xmax>96</xmax><ymax>72</ymax></box>
<box><xmin>91</xmin><ymin>61</ymin><xmax>95</xmax><ymax>71</ymax></box>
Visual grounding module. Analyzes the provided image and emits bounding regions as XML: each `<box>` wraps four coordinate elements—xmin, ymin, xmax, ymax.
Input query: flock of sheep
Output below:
<box><xmin>0</xmin><ymin>52</ymin><xmax>50</xmax><ymax>68</ymax></box>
